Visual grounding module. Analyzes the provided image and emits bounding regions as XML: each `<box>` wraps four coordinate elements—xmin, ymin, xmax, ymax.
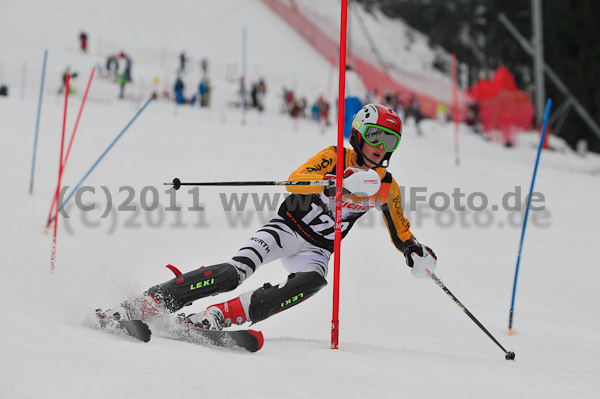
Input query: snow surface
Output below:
<box><xmin>1</xmin><ymin>1</ymin><xmax>600</xmax><ymax>398</ymax></box>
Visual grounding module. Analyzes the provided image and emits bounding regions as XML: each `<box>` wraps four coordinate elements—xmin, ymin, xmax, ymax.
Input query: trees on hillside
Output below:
<box><xmin>355</xmin><ymin>0</ymin><xmax>600</xmax><ymax>152</ymax></box>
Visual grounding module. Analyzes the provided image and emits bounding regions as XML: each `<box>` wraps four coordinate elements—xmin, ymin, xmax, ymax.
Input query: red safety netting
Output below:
<box><xmin>468</xmin><ymin>66</ymin><xmax>535</xmax><ymax>144</ymax></box>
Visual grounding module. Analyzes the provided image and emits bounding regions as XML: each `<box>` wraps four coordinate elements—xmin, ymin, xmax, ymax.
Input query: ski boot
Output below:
<box><xmin>188</xmin><ymin>297</ymin><xmax>248</xmax><ymax>331</ymax></box>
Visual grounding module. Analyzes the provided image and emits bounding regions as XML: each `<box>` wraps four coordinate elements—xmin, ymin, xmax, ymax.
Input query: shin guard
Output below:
<box><xmin>248</xmin><ymin>271</ymin><xmax>327</xmax><ymax>324</ymax></box>
<box><xmin>146</xmin><ymin>263</ymin><xmax>240</xmax><ymax>312</ymax></box>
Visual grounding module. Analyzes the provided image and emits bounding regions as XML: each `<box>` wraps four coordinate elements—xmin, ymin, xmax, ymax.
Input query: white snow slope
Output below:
<box><xmin>1</xmin><ymin>1</ymin><xmax>600</xmax><ymax>398</ymax></box>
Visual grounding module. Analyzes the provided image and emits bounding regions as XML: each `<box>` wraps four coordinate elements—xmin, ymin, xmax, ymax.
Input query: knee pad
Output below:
<box><xmin>146</xmin><ymin>263</ymin><xmax>240</xmax><ymax>312</ymax></box>
<box><xmin>248</xmin><ymin>271</ymin><xmax>327</xmax><ymax>323</ymax></box>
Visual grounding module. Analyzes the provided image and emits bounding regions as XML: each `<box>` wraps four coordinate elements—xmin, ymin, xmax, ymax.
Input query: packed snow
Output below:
<box><xmin>1</xmin><ymin>1</ymin><xmax>599</xmax><ymax>398</ymax></box>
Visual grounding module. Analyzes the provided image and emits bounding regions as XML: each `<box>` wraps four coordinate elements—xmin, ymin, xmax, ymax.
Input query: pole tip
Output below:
<box><xmin>505</xmin><ymin>351</ymin><xmax>516</xmax><ymax>361</ymax></box>
<box><xmin>508</xmin><ymin>328</ymin><xmax>515</xmax><ymax>335</ymax></box>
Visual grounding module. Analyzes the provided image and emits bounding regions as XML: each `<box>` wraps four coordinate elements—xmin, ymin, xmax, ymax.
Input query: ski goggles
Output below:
<box><xmin>361</xmin><ymin>124</ymin><xmax>402</xmax><ymax>152</ymax></box>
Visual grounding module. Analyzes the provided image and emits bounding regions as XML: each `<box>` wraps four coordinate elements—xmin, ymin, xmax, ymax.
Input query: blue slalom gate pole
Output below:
<box><xmin>508</xmin><ymin>98</ymin><xmax>552</xmax><ymax>333</ymax></box>
<box><xmin>241</xmin><ymin>27</ymin><xmax>247</xmax><ymax>125</ymax></box>
<box><xmin>29</xmin><ymin>49</ymin><xmax>48</xmax><ymax>194</ymax></box>
<box><xmin>50</xmin><ymin>97</ymin><xmax>153</xmax><ymax>224</ymax></box>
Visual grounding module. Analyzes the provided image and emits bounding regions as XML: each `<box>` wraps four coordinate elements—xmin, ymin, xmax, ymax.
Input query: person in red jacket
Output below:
<box><xmin>79</xmin><ymin>32</ymin><xmax>88</xmax><ymax>53</ymax></box>
<box><xmin>103</xmin><ymin>104</ymin><xmax>437</xmax><ymax>330</ymax></box>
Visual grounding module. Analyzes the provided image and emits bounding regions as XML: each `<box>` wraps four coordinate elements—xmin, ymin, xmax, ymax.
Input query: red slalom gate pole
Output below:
<box><xmin>46</xmin><ymin>68</ymin><xmax>95</xmax><ymax>229</ymax></box>
<box><xmin>50</xmin><ymin>74</ymin><xmax>70</xmax><ymax>272</ymax></box>
<box><xmin>331</xmin><ymin>0</ymin><xmax>348</xmax><ymax>350</ymax></box>
<box><xmin>452</xmin><ymin>54</ymin><xmax>460</xmax><ymax>167</ymax></box>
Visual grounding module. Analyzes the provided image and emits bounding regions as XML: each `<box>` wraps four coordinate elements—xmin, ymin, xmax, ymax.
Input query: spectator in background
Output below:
<box><xmin>257</xmin><ymin>79</ymin><xmax>267</xmax><ymax>112</ymax></box>
<box><xmin>117</xmin><ymin>71</ymin><xmax>127</xmax><ymax>99</ymax></box>
<box><xmin>466</xmin><ymin>102</ymin><xmax>481</xmax><ymax>134</ymax></box>
<box><xmin>179</xmin><ymin>52</ymin><xmax>187</xmax><ymax>74</ymax></box>
<box><xmin>79</xmin><ymin>31</ymin><xmax>88</xmax><ymax>53</ymax></box>
<box><xmin>384</xmin><ymin>89</ymin><xmax>392</xmax><ymax>108</ymax></box>
<box><xmin>250</xmin><ymin>78</ymin><xmax>267</xmax><ymax>112</ymax></box>
<box><xmin>289</xmin><ymin>97</ymin><xmax>307</xmax><ymax>119</ymax></box>
<box><xmin>406</xmin><ymin>93</ymin><xmax>423</xmax><ymax>135</ymax></box>
<box><xmin>311</xmin><ymin>96</ymin><xmax>330</xmax><ymax>125</ymax></box>
<box><xmin>198</xmin><ymin>77</ymin><xmax>211</xmax><ymax>107</ymax></box>
<box><xmin>299</xmin><ymin>97</ymin><xmax>307</xmax><ymax>118</ymax></box>
<box><xmin>258</xmin><ymin>79</ymin><xmax>267</xmax><ymax>93</ymax></box>
<box><xmin>291</xmin><ymin>98</ymin><xmax>301</xmax><ymax>119</ymax></box>
<box><xmin>317</xmin><ymin>97</ymin><xmax>330</xmax><ymax>126</ymax></box>
<box><xmin>201</xmin><ymin>58</ymin><xmax>209</xmax><ymax>75</ymax></box>
<box><xmin>58</xmin><ymin>67</ymin><xmax>69</xmax><ymax>94</ymax></box>
<box><xmin>282</xmin><ymin>87</ymin><xmax>294</xmax><ymax>114</ymax></box>
<box><xmin>239</xmin><ymin>77</ymin><xmax>247</xmax><ymax>108</ymax></box>
<box><xmin>251</xmin><ymin>83</ymin><xmax>259</xmax><ymax>109</ymax></box>
<box><xmin>395</xmin><ymin>93</ymin><xmax>406</xmax><ymax>121</ymax></box>
<box><xmin>311</xmin><ymin>102</ymin><xmax>320</xmax><ymax>121</ymax></box>
<box><xmin>121</xmin><ymin>53</ymin><xmax>133</xmax><ymax>82</ymax></box>
<box><xmin>436</xmin><ymin>103</ymin><xmax>449</xmax><ymax>124</ymax></box>
<box><xmin>174</xmin><ymin>75</ymin><xmax>185</xmax><ymax>104</ymax></box>
<box><xmin>58</xmin><ymin>67</ymin><xmax>78</xmax><ymax>94</ymax></box>
<box><xmin>106</xmin><ymin>55</ymin><xmax>119</xmax><ymax>80</ymax></box>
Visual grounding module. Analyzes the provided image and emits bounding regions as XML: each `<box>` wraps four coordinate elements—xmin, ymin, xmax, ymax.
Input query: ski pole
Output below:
<box><xmin>165</xmin><ymin>177</ymin><xmax>332</xmax><ymax>190</ymax></box>
<box><xmin>427</xmin><ymin>270</ymin><xmax>516</xmax><ymax>361</ymax></box>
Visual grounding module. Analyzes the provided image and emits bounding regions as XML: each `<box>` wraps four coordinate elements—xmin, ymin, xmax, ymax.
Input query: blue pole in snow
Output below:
<box><xmin>29</xmin><ymin>49</ymin><xmax>48</xmax><ymax>194</ymax></box>
<box><xmin>50</xmin><ymin>97</ymin><xmax>153</xmax><ymax>224</ymax></box>
<box><xmin>241</xmin><ymin>27</ymin><xmax>247</xmax><ymax>125</ymax></box>
<box><xmin>508</xmin><ymin>98</ymin><xmax>552</xmax><ymax>333</ymax></box>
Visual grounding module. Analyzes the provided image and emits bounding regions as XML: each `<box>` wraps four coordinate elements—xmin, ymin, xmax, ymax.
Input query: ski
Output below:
<box><xmin>95</xmin><ymin>309</ymin><xmax>152</xmax><ymax>343</ymax></box>
<box><xmin>94</xmin><ymin>310</ymin><xmax>262</xmax><ymax>351</ymax></box>
<box><xmin>169</xmin><ymin>317</ymin><xmax>264</xmax><ymax>353</ymax></box>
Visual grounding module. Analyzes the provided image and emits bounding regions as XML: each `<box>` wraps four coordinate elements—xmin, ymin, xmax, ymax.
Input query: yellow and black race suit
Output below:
<box><xmin>277</xmin><ymin>146</ymin><xmax>414</xmax><ymax>252</ymax></box>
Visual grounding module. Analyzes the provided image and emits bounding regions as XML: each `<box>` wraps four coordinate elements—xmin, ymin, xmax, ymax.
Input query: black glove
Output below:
<box><xmin>403</xmin><ymin>238</ymin><xmax>436</xmax><ymax>267</ymax></box>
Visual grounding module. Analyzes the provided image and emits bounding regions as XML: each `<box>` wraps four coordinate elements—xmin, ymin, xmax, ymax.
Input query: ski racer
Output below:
<box><xmin>103</xmin><ymin>104</ymin><xmax>437</xmax><ymax>330</ymax></box>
